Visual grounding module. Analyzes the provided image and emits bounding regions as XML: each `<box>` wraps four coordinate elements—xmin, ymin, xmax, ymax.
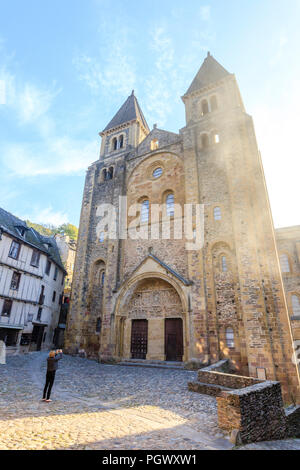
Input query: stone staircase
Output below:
<box><xmin>118</xmin><ymin>359</ymin><xmax>186</xmax><ymax>371</ymax></box>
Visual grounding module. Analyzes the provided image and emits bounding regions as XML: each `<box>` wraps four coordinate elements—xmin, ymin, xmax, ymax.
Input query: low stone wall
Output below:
<box><xmin>188</xmin><ymin>381</ymin><xmax>231</xmax><ymax>397</ymax></box>
<box><xmin>189</xmin><ymin>359</ymin><xmax>300</xmax><ymax>444</ymax></box>
<box><xmin>217</xmin><ymin>381</ymin><xmax>288</xmax><ymax>444</ymax></box>
<box><xmin>189</xmin><ymin>359</ymin><xmax>263</xmax><ymax>396</ymax></box>
<box><xmin>198</xmin><ymin>370</ymin><xmax>262</xmax><ymax>389</ymax></box>
<box><xmin>285</xmin><ymin>405</ymin><xmax>300</xmax><ymax>438</ymax></box>
<box><xmin>200</xmin><ymin>359</ymin><xmax>232</xmax><ymax>373</ymax></box>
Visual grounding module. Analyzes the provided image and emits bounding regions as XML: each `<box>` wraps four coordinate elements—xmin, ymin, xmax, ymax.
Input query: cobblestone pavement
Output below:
<box><xmin>0</xmin><ymin>352</ymin><xmax>299</xmax><ymax>451</ymax></box>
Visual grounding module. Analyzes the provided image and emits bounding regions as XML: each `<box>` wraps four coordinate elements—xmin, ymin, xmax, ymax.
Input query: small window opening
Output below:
<box><xmin>201</xmin><ymin>134</ymin><xmax>209</xmax><ymax>149</ymax></box>
<box><xmin>221</xmin><ymin>256</ymin><xmax>228</xmax><ymax>272</ymax></box>
<box><xmin>151</xmin><ymin>139</ymin><xmax>159</xmax><ymax>151</ymax></box>
<box><xmin>201</xmin><ymin>100</ymin><xmax>209</xmax><ymax>115</ymax></box>
<box><xmin>213</xmin><ymin>133</ymin><xmax>220</xmax><ymax>144</ymax></box>
<box><xmin>210</xmin><ymin>95</ymin><xmax>218</xmax><ymax>111</ymax></box>
<box><xmin>96</xmin><ymin>317</ymin><xmax>102</xmax><ymax>333</ymax></box>
<box><xmin>214</xmin><ymin>207</ymin><xmax>222</xmax><ymax>221</ymax></box>
<box><xmin>153</xmin><ymin>167</ymin><xmax>163</xmax><ymax>179</ymax></box>
<box><xmin>292</xmin><ymin>295</ymin><xmax>300</xmax><ymax>316</ymax></box>
<box><xmin>280</xmin><ymin>254</ymin><xmax>290</xmax><ymax>273</ymax></box>
<box><xmin>108</xmin><ymin>167</ymin><xmax>114</xmax><ymax>180</ymax></box>
<box><xmin>226</xmin><ymin>328</ymin><xmax>235</xmax><ymax>348</ymax></box>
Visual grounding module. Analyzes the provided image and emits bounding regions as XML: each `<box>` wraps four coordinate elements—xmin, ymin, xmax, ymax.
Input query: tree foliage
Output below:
<box><xmin>26</xmin><ymin>220</ymin><xmax>78</xmax><ymax>240</ymax></box>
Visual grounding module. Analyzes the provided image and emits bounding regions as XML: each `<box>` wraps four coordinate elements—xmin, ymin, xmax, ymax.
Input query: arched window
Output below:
<box><xmin>96</xmin><ymin>317</ymin><xmax>102</xmax><ymax>333</ymax></box>
<box><xmin>210</xmin><ymin>95</ymin><xmax>218</xmax><ymax>111</ymax></box>
<box><xmin>112</xmin><ymin>137</ymin><xmax>118</xmax><ymax>151</ymax></box>
<box><xmin>166</xmin><ymin>193</ymin><xmax>175</xmax><ymax>217</ymax></box>
<box><xmin>226</xmin><ymin>328</ymin><xmax>235</xmax><ymax>348</ymax></box>
<box><xmin>214</xmin><ymin>207</ymin><xmax>221</xmax><ymax>220</ymax></box>
<box><xmin>280</xmin><ymin>254</ymin><xmax>291</xmax><ymax>273</ymax></box>
<box><xmin>201</xmin><ymin>134</ymin><xmax>209</xmax><ymax>149</ymax></box>
<box><xmin>99</xmin><ymin>232</ymin><xmax>105</xmax><ymax>243</ymax></box>
<box><xmin>151</xmin><ymin>139</ymin><xmax>159</xmax><ymax>151</ymax></box>
<box><xmin>102</xmin><ymin>169</ymin><xmax>107</xmax><ymax>181</ymax></box>
<box><xmin>212</xmin><ymin>131</ymin><xmax>220</xmax><ymax>144</ymax></box>
<box><xmin>108</xmin><ymin>167</ymin><xmax>114</xmax><ymax>179</ymax></box>
<box><xmin>140</xmin><ymin>199</ymin><xmax>149</xmax><ymax>223</ymax></box>
<box><xmin>119</xmin><ymin>135</ymin><xmax>124</xmax><ymax>149</ymax></box>
<box><xmin>101</xmin><ymin>271</ymin><xmax>105</xmax><ymax>287</ymax></box>
<box><xmin>292</xmin><ymin>295</ymin><xmax>300</xmax><ymax>316</ymax></box>
<box><xmin>221</xmin><ymin>256</ymin><xmax>228</xmax><ymax>272</ymax></box>
<box><xmin>201</xmin><ymin>99</ymin><xmax>209</xmax><ymax>115</ymax></box>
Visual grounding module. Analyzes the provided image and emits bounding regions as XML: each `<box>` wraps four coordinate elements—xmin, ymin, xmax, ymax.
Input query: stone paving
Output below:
<box><xmin>0</xmin><ymin>352</ymin><xmax>299</xmax><ymax>451</ymax></box>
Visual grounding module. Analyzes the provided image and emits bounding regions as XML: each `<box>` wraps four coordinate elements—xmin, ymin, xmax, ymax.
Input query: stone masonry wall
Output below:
<box><xmin>217</xmin><ymin>381</ymin><xmax>287</xmax><ymax>443</ymax></box>
<box><xmin>276</xmin><ymin>227</ymin><xmax>300</xmax><ymax>343</ymax></box>
<box><xmin>197</xmin><ymin>370</ymin><xmax>262</xmax><ymax>389</ymax></box>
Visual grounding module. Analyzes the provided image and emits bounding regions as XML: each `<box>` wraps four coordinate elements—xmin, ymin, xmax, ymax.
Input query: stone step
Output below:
<box><xmin>188</xmin><ymin>381</ymin><xmax>232</xmax><ymax>397</ymax></box>
<box><xmin>118</xmin><ymin>360</ymin><xmax>186</xmax><ymax>371</ymax></box>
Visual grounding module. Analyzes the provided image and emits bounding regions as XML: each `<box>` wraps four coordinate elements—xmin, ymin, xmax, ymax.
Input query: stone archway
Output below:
<box><xmin>115</xmin><ymin>276</ymin><xmax>188</xmax><ymax>362</ymax></box>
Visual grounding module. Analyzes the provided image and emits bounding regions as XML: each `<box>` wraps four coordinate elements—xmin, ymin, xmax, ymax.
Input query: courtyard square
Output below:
<box><xmin>0</xmin><ymin>352</ymin><xmax>299</xmax><ymax>451</ymax></box>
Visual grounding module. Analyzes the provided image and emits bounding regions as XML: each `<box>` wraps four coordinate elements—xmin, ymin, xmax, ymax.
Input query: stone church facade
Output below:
<box><xmin>65</xmin><ymin>53</ymin><xmax>300</xmax><ymax>403</ymax></box>
<box><xmin>276</xmin><ymin>226</ymin><xmax>300</xmax><ymax>345</ymax></box>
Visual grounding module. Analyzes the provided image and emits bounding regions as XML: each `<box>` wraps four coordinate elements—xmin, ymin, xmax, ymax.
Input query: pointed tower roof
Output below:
<box><xmin>185</xmin><ymin>52</ymin><xmax>230</xmax><ymax>96</ymax></box>
<box><xmin>102</xmin><ymin>91</ymin><xmax>149</xmax><ymax>133</ymax></box>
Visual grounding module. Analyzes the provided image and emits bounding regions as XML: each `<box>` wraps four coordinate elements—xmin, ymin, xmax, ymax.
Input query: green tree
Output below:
<box><xmin>26</xmin><ymin>220</ymin><xmax>55</xmax><ymax>236</ymax></box>
<box><xmin>26</xmin><ymin>220</ymin><xmax>78</xmax><ymax>240</ymax></box>
<box><xmin>57</xmin><ymin>223</ymin><xmax>78</xmax><ymax>240</ymax></box>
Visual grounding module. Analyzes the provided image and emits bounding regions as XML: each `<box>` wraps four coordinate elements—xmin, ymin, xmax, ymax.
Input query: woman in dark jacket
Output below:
<box><xmin>42</xmin><ymin>349</ymin><xmax>63</xmax><ymax>402</ymax></box>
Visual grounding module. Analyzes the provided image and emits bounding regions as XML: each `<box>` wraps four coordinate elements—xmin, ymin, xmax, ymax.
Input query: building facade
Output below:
<box><xmin>54</xmin><ymin>233</ymin><xmax>76</xmax><ymax>298</ymax></box>
<box><xmin>276</xmin><ymin>226</ymin><xmax>300</xmax><ymax>344</ymax></box>
<box><xmin>65</xmin><ymin>54</ymin><xmax>300</xmax><ymax>403</ymax></box>
<box><xmin>53</xmin><ymin>233</ymin><xmax>77</xmax><ymax>347</ymax></box>
<box><xmin>0</xmin><ymin>208</ymin><xmax>66</xmax><ymax>354</ymax></box>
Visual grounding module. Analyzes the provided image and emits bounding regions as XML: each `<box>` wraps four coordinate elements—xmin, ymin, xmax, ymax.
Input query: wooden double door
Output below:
<box><xmin>165</xmin><ymin>318</ymin><xmax>183</xmax><ymax>362</ymax></box>
<box><xmin>131</xmin><ymin>320</ymin><xmax>148</xmax><ymax>359</ymax></box>
<box><xmin>130</xmin><ymin>318</ymin><xmax>183</xmax><ymax>362</ymax></box>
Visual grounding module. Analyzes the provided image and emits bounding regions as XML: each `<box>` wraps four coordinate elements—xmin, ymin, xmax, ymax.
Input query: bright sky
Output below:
<box><xmin>0</xmin><ymin>0</ymin><xmax>299</xmax><ymax>228</ymax></box>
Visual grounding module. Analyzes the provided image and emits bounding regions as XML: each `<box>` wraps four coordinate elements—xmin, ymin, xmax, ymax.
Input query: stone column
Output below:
<box><xmin>123</xmin><ymin>319</ymin><xmax>131</xmax><ymax>360</ymax></box>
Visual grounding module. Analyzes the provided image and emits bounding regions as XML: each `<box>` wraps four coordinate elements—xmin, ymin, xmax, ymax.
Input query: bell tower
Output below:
<box><xmin>182</xmin><ymin>52</ymin><xmax>245</xmax><ymax>126</ymax></box>
<box><xmin>181</xmin><ymin>53</ymin><xmax>300</xmax><ymax>403</ymax></box>
<box><xmin>99</xmin><ymin>90</ymin><xmax>150</xmax><ymax>160</ymax></box>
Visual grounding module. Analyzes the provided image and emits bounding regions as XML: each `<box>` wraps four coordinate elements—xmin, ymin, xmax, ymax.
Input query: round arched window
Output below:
<box><xmin>140</xmin><ymin>199</ymin><xmax>150</xmax><ymax>223</ymax></box>
<box><xmin>153</xmin><ymin>168</ymin><xmax>163</xmax><ymax>179</ymax></box>
<box><xmin>166</xmin><ymin>193</ymin><xmax>175</xmax><ymax>217</ymax></box>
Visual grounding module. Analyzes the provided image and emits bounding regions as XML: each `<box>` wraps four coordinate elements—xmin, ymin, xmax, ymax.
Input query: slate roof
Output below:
<box><xmin>0</xmin><ymin>207</ymin><xmax>66</xmax><ymax>273</ymax></box>
<box><xmin>102</xmin><ymin>91</ymin><xmax>149</xmax><ymax>133</ymax></box>
<box><xmin>185</xmin><ymin>53</ymin><xmax>230</xmax><ymax>95</ymax></box>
